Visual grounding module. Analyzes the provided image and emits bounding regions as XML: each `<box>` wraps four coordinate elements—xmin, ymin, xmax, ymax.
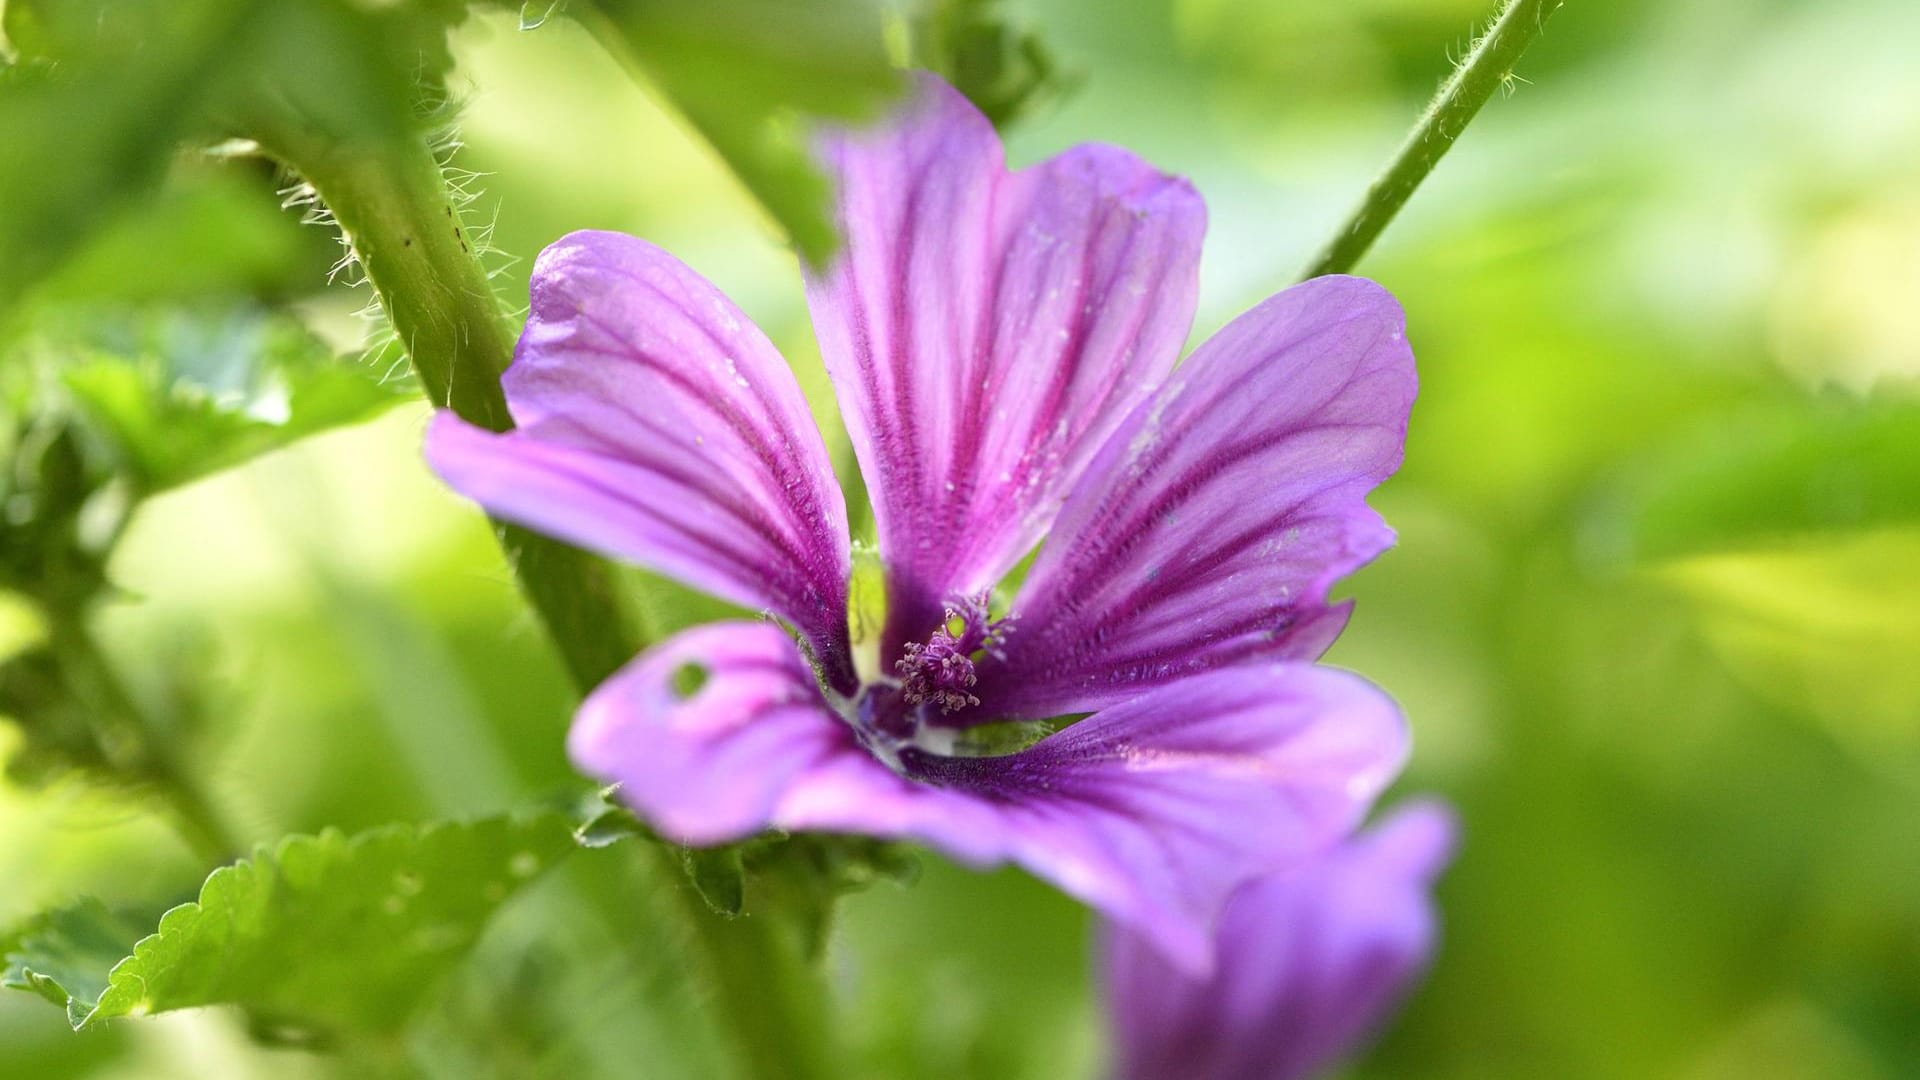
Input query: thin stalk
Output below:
<box><xmin>270</xmin><ymin>127</ymin><xmax>839</xmax><ymax>1080</ymax></box>
<box><xmin>1301</xmin><ymin>0</ymin><xmax>1567</xmax><ymax>279</ymax></box>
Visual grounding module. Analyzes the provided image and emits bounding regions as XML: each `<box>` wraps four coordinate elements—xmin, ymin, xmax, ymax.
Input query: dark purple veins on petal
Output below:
<box><xmin>806</xmin><ymin>76</ymin><xmax>1205</xmax><ymax>658</ymax></box>
<box><xmin>424</xmin><ymin>231</ymin><xmax>856</xmax><ymax>685</ymax></box>
<box><xmin>971</xmin><ymin>275</ymin><xmax>1417</xmax><ymax>723</ymax></box>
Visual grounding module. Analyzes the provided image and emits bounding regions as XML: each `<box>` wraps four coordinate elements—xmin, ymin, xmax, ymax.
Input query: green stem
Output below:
<box><xmin>266</xmin><ymin>129</ymin><xmax>639</xmax><ymax>690</ymax></box>
<box><xmin>1301</xmin><ymin>0</ymin><xmax>1566</xmax><ymax>279</ymax></box>
<box><xmin>663</xmin><ymin>883</ymin><xmax>839</xmax><ymax>1080</ymax></box>
<box><xmin>270</xmin><ymin>127</ymin><xmax>838</xmax><ymax>1080</ymax></box>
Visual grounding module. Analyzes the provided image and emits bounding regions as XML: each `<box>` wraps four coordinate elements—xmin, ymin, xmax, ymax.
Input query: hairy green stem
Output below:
<box><xmin>271</xmin><ymin>128</ymin><xmax>839</xmax><ymax>1080</ymax></box>
<box><xmin>1302</xmin><ymin>0</ymin><xmax>1566</xmax><ymax>279</ymax></box>
<box><xmin>267</xmin><ymin>130</ymin><xmax>639</xmax><ymax>690</ymax></box>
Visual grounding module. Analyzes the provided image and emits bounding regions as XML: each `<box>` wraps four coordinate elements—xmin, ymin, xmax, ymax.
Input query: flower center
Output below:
<box><xmin>894</xmin><ymin>595</ymin><xmax>1006</xmax><ymax>716</ymax></box>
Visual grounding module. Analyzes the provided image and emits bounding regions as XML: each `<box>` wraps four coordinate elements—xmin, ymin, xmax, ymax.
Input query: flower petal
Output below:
<box><xmin>1103</xmin><ymin>802</ymin><xmax>1457</xmax><ymax>1080</ymax></box>
<box><xmin>806</xmin><ymin>74</ymin><xmax>1205</xmax><ymax>652</ymax></box>
<box><xmin>569</xmin><ymin>621</ymin><xmax>857</xmax><ymax>846</ymax></box>
<box><xmin>572</xmin><ymin>621</ymin><xmax>1406</xmax><ymax>975</ymax></box>
<box><xmin>885</xmin><ymin>664</ymin><xmax>1409</xmax><ymax>973</ymax></box>
<box><xmin>978</xmin><ymin>275</ymin><xmax>1416</xmax><ymax>721</ymax></box>
<box><xmin>425</xmin><ymin>231</ymin><xmax>852</xmax><ymax>680</ymax></box>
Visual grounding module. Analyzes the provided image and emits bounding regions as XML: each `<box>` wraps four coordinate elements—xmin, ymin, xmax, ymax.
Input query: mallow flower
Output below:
<box><xmin>425</xmin><ymin>74</ymin><xmax>1417</xmax><ymax>971</ymax></box>
<box><xmin>1103</xmin><ymin>802</ymin><xmax>1457</xmax><ymax>1080</ymax></box>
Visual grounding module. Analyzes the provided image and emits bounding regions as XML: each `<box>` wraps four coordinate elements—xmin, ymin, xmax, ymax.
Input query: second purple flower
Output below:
<box><xmin>426</xmin><ymin>74</ymin><xmax>1418</xmax><ymax>972</ymax></box>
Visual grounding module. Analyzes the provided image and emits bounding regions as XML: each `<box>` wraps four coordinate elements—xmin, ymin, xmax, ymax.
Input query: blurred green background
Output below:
<box><xmin>3</xmin><ymin>0</ymin><xmax>1918</xmax><ymax>1077</ymax></box>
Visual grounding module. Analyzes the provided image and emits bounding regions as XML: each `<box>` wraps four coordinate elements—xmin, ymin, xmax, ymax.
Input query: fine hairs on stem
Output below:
<box><xmin>1302</xmin><ymin>0</ymin><xmax>1567</xmax><ymax>280</ymax></box>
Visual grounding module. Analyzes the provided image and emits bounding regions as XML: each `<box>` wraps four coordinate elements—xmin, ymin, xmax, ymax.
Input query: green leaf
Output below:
<box><xmin>574</xmin><ymin>800</ymin><xmax>651</xmax><ymax>849</ymax></box>
<box><xmin>681</xmin><ymin>846</ymin><xmax>746</xmax><ymax>918</ymax></box>
<box><xmin>585</xmin><ymin>0</ymin><xmax>905</xmax><ymax>265</ymax></box>
<box><xmin>573</xmin><ymin>792</ymin><xmax>915</xmax><ymax>940</ymax></box>
<box><xmin>0</xmin><ymin>2</ymin><xmax>249</xmax><ymax>306</ymax></box>
<box><xmin>1</xmin><ymin>900</ymin><xmax>156</xmax><ymax>1029</ymax></box>
<box><xmin>1621</xmin><ymin>401</ymin><xmax>1920</xmax><ymax>561</ymax></box>
<box><xmin>739</xmin><ymin>834</ymin><xmax>919</xmax><ymax>959</ymax></box>
<box><xmin>48</xmin><ymin>309</ymin><xmax>409</xmax><ymax>496</ymax></box>
<box><xmin>0</xmin><ymin>0</ymin><xmax>476</xmax><ymax>310</ymax></box>
<box><xmin>912</xmin><ymin>0</ymin><xmax>1075</xmax><ymax>129</ymax></box>
<box><xmin>35</xmin><ymin>161</ymin><xmax>327</xmax><ymax>307</ymax></box>
<box><xmin>1</xmin><ymin>815</ymin><xmax>575</xmax><ymax>1033</ymax></box>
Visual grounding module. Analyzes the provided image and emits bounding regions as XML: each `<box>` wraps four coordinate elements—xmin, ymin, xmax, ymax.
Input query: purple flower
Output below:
<box><xmin>1103</xmin><ymin>802</ymin><xmax>1458</xmax><ymax>1080</ymax></box>
<box><xmin>425</xmin><ymin>75</ymin><xmax>1417</xmax><ymax>971</ymax></box>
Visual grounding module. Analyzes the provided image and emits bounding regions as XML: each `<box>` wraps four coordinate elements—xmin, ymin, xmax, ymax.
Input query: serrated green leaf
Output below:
<box><xmin>1622</xmin><ymin>401</ymin><xmax>1920</xmax><ymax>561</ymax></box>
<box><xmin>586</xmin><ymin>0</ymin><xmax>904</xmax><ymax>265</ymax></box>
<box><xmin>1</xmin><ymin>815</ymin><xmax>574</xmax><ymax>1033</ymax></box>
<box><xmin>49</xmin><ymin>309</ymin><xmax>409</xmax><ymax>496</ymax></box>
<box><xmin>1</xmin><ymin>900</ymin><xmax>155</xmax><ymax>1028</ymax></box>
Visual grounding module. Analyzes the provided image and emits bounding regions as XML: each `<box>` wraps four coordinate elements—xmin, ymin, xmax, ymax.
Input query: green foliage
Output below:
<box><xmin>573</xmin><ymin>799</ymin><xmax>651</xmax><ymax>850</ymax></box>
<box><xmin>837</xmin><ymin>861</ymin><xmax>1096</xmax><ymax>1080</ymax></box>
<box><xmin>0</xmin><ymin>899</ymin><xmax>156</xmax><ymax>1029</ymax></box>
<box><xmin>582</xmin><ymin>0</ymin><xmax>903</xmax><ymax>265</ymax></box>
<box><xmin>0</xmin><ymin>647</ymin><xmax>115</xmax><ymax>788</ymax></box>
<box><xmin>0</xmin><ymin>412</ymin><xmax>123</xmax><ymax>609</ymax></box>
<box><xmin>54</xmin><ymin>312</ymin><xmax>408</xmax><ymax>497</ymax></box>
<box><xmin>575</xmin><ymin>798</ymin><xmax>917</xmax><ymax>934</ymax></box>
<box><xmin>0</xmin><ymin>1</ymin><xmax>248</xmax><ymax>306</ymax></box>
<box><xmin>0</xmin><ymin>0</ymin><xmax>474</xmax><ymax>311</ymax></box>
<box><xmin>0</xmin><ymin>306</ymin><xmax>403</xmax><ymax>600</ymax></box>
<box><xmin>3</xmin><ymin>2</ymin><xmax>1917</xmax><ymax>1078</ymax></box>
<box><xmin>33</xmin><ymin>161</ymin><xmax>325</xmax><ymax>306</ymax></box>
<box><xmin>0</xmin><ymin>306</ymin><xmax>400</xmax><ymax>797</ymax></box>
<box><xmin>681</xmin><ymin>845</ymin><xmax>748</xmax><ymax>918</ymax></box>
<box><xmin>1623</xmin><ymin>401</ymin><xmax>1920</xmax><ymax>561</ymax></box>
<box><xmin>742</xmin><ymin>835</ymin><xmax>921</xmax><ymax>960</ymax></box>
<box><xmin>913</xmin><ymin>0</ymin><xmax>1076</xmax><ymax>128</ymax></box>
<box><xmin>2</xmin><ymin>815</ymin><xmax>574</xmax><ymax>1034</ymax></box>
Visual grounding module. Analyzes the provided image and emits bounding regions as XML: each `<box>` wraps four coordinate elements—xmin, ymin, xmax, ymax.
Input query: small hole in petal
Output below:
<box><xmin>670</xmin><ymin>661</ymin><xmax>710</xmax><ymax>700</ymax></box>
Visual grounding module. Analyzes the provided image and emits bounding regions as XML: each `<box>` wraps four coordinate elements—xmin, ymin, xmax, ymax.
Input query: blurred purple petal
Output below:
<box><xmin>571</xmin><ymin>620</ymin><xmax>1406</xmax><ymax>974</ymax></box>
<box><xmin>425</xmin><ymin>231</ymin><xmax>853</xmax><ymax>679</ymax></box>
<box><xmin>806</xmin><ymin>75</ymin><xmax>1205</xmax><ymax>653</ymax></box>
<box><xmin>1104</xmin><ymin>802</ymin><xmax>1457</xmax><ymax>1080</ymax></box>
<box><xmin>977</xmin><ymin>276</ymin><xmax>1416</xmax><ymax>721</ymax></box>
